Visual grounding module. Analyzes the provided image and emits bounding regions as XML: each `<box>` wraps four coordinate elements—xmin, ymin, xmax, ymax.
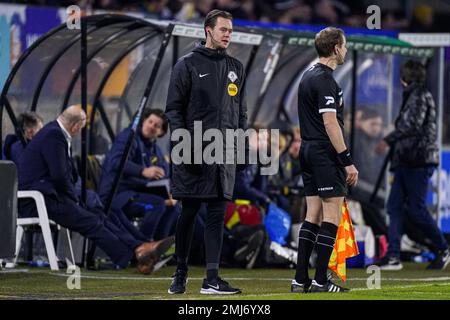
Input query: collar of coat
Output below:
<box><xmin>403</xmin><ymin>81</ymin><xmax>423</xmax><ymax>95</ymax></box>
<box><xmin>193</xmin><ymin>41</ymin><xmax>227</xmax><ymax>60</ymax></box>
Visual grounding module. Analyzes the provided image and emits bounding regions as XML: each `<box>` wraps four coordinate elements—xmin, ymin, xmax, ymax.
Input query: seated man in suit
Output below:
<box><xmin>18</xmin><ymin>105</ymin><xmax>173</xmax><ymax>274</ymax></box>
<box><xmin>98</xmin><ymin>108</ymin><xmax>180</xmax><ymax>240</ymax></box>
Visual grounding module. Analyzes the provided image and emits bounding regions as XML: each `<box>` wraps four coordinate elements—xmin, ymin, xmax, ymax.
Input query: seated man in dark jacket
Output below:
<box><xmin>234</xmin><ymin>164</ymin><xmax>270</xmax><ymax>207</ymax></box>
<box><xmin>98</xmin><ymin>108</ymin><xmax>180</xmax><ymax>240</ymax></box>
<box><xmin>7</xmin><ymin>112</ymin><xmax>44</xmax><ymax>166</ymax></box>
<box><xmin>18</xmin><ymin>105</ymin><xmax>173</xmax><ymax>274</ymax></box>
<box><xmin>8</xmin><ymin>111</ymin><xmax>110</xmax><ymax>219</ymax></box>
<box><xmin>267</xmin><ymin>128</ymin><xmax>302</xmax><ymax>213</ymax></box>
<box><xmin>233</xmin><ymin>129</ymin><xmax>270</xmax><ymax>207</ymax></box>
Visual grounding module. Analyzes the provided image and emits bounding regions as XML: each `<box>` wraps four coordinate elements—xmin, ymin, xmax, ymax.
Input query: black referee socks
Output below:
<box><xmin>295</xmin><ymin>221</ymin><xmax>320</xmax><ymax>284</ymax></box>
<box><xmin>314</xmin><ymin>222</ymin><xmax>338</xmax><ymax>285</ymax></box>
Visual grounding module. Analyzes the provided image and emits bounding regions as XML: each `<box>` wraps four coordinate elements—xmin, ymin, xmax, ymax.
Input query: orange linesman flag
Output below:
<box><xmin>328</xmin><ymin>199</ymin><xmax>359</xmax><ymax>282</ymax></box>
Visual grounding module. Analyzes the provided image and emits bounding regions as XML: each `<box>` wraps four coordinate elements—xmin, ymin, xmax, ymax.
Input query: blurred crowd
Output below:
<box><xmin>2</xmin><ymin>0</ymin><xmax>448</xmax><ymax>32</ymax></box>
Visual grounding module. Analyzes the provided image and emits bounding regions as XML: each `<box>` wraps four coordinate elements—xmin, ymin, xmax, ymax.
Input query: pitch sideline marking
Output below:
<box><xmin>48</xmin><ymin>272</ymin><xmax>450</xmax><ymax>283</ymax></box>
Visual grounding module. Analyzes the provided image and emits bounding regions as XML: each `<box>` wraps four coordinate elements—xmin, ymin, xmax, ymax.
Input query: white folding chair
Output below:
<box><xmin>15</xmin><ymin>191</ymin><xmax>75</xmax><ymax>271</ymax></box>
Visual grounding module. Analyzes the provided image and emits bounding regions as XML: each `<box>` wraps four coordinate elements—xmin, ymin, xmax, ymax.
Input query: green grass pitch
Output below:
<box><xmin>1</xmin><ymin>262</ymin><xmax>449</xmax><ymax>300</ymax></box>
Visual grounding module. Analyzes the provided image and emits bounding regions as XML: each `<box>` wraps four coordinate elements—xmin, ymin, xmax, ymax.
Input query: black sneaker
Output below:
<box><xmin>200</xmin><ymin>277</ymin><xmax>242</xmax><ymax>295</ymax></box>
<box><xmin>376</xmin><ymin>256</ymin><xmax>403</xmax><ymax>271</ymax></box>
<box><xmin>291</xmin><ymin>279</ymin><xmax>312</xmax><ymax>293</ymax></box>
<box><xmin>309</xmin><ymin>280</ymin><xmax>350</xmax><ymax>293</ymax></box>
<box><xmin>168</xmin><ymin>269</ymin><xmax>187</xmax><ymax>294</ymax></box>
<box><xmin>426</xmin><ymin>249</ymin><xmax>450</xmax><ymax>270</ymax></box>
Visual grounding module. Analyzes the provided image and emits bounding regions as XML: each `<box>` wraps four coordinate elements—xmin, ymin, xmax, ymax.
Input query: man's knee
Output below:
<box><xmin>321</xmin><ymin>197</ymin><xmax>343</xmax><ymax>225</ymax></box>
<box><xmin>305</xmin><ymin>196</ymin><xmax>322</xmax><ymax>225</ymax></box>
<box><xmin>305</xmin><ymin>212</ymin><xmax>322</xmax><ymax>225</ymax></box>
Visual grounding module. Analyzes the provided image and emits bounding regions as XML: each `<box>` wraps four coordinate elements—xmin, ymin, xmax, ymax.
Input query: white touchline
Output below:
<box><xmin>48</xmin><ymin>273</ymin><xmax>450</xmax><ymax>283</ymax></box>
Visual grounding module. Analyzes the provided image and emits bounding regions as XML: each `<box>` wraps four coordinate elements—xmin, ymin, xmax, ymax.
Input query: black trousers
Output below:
<box><xmin>175</xmin><ymin>199</ymin><xmax>228</xmax><ymax>267</ymax></box>
<box><xmin>19</xmin><ymin>195</ymin><xmax>144</xmax><ymax>268</ymax></box>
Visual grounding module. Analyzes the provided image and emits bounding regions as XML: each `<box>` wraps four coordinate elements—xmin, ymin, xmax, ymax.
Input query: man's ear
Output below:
<box><xmin>69</xmin><ymin>124</ymin><xmax>76</xmax><ymax>135</ymax></box>
<box><xmin>73</xmin><ymin>123</ymin><xmax>81</xmax><ymax>134</ymax></box>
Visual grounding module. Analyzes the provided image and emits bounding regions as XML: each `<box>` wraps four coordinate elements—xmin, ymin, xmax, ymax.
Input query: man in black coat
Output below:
<box><xmin>376</xmin><ymin>60</ymin><xmax>449</xmax><ymax>270</ymax></box>
<box><xmin>165</xmin><ymin>9</ymin><xmax>248</xmax><ymax>294</ymax></box>
<box><xmin>18</xmin><ymin>105</ymin><xmax>173</xmax><ymax>274</ymax></box>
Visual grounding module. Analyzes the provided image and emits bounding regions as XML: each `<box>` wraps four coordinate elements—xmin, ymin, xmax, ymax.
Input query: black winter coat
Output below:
<box><xmin>384</xmin><ymin>82</ymin><xmax>439</xmax><ymax>169</ymax></box>
<box><xmin>165</xmin><ymin>43</ymin><xmax>248</xmax><ymax>200</ymax></box>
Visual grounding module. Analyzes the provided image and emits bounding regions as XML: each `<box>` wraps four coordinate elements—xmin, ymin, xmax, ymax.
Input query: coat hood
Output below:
<box><xmin>193</xmin><ymin>41</ymin><xmax>227</xmax><ymax>60</ymax></box>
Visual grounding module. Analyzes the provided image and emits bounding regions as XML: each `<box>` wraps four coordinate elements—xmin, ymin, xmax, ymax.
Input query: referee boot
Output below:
<box><xmin>200</xmin><ymin>277</ymin><xmax>242</xmax><ymax>295</ymax></box>
<box><xmin>309</xmin><ymin>280</ymin><xmax>350</xmax><ymax>293</ymax></box>
<box><xmin>291</xmin><ymin>279</ymin><xmax>312</xmax><ymax>293</ymax></box>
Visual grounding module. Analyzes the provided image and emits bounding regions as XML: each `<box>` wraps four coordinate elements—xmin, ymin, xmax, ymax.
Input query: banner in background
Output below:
<box><xmin>357</xmin><ymin>55</ymin><xmax>390</xmax><ymax>107</ymax></box>
<box><xmin>438</xmin><ymin>150</ymin><xmax>450</xmax><ymax>233</ymax></box>
<box><xmin>0</xmin><ymin>16</ymin><xmax>10</xmax><ymax>91</ymax></box>
<box><xmin>23</xmin><ymin>6</ymin><xmax>61</xmax><ymax>49</ymax></box>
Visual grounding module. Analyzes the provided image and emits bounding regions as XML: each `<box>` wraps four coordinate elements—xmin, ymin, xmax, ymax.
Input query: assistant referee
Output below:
<box><xmin>291</xmin><ymin>27</ymin><xmax>358</xmax><ymax>293</ymax></box>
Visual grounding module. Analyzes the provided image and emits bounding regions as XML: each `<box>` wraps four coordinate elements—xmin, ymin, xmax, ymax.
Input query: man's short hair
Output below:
<box><xmin>360</xmin><ymin>108</ymin><xmax>381</xmax><ymax>121</ymax></box>
<box><xmin>314</xmin><ymin>27</ymin><xmax>345</xmax><ymax>58</ymax></box>
<box><xmin>17</xmin><ymin>112</ymin><xmax>43</xmax><ymax>131</ymax></box>
<box><xmin>204</xmin><ymin>9</ymin><xmax>233</xmax><ymax>37</ymax></box>
<box><xmin>400</xmin><ymin>60</ymin><xmax>426</xmax><ymax>84</ymax></box>
<box><xmin>142</xmin><ymin>108</ymin><xmax>168</xmax><ymax>137</ymax></box>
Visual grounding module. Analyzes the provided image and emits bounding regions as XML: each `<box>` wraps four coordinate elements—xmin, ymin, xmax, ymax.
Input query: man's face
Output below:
<box><xmin>141</xmin><ymin>114</ymin><xmax>163</xmax><ymax>140</ymax></box>
<box><xmin>289</xmin><ymin>134</ymin><xmax>301</xmax><ymax>157</ymax></box>
<box><xmin>360</xmin><ymin>116</ymin><xmax>383</xmax><ymax>138</ymax></box>
<box><xmin>207</xmin><ymin>17</ymin><xmax>233</xmax><ymax>49</ymax></box>
<box><xmin>70</xmin><ymin>115</ymin><xmax>87</xmax><ymax>137</ymax></box>
<box><xmin>25</xmin><ymin>121</ymin><xmax>43</xmax><ymax>140</ymax></box>
<box><xmin>336</xmin><ymin>36</ymin><xmax>347</xmax><ymax>65</ymax></box>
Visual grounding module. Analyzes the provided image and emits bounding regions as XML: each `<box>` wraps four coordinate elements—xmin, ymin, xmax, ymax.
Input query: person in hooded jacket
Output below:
<box><xmin>165</xmin><ymin>9</ymin><xmax>248</xmax><ymax>295</ymax></box>
<box><xmin>98</xmin><ymin>108</ymin><xmax>180</xmax><ymax>241</ymax></box>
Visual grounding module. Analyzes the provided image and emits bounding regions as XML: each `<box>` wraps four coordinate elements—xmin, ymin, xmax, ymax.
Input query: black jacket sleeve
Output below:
<box><xmin>237</xmin><ymin>64</ymin><xmax>249</xmax><ymax>171</ymax></box>
<box><xmin>384</xmin><ymin>87</ymin><xmax>429</xmax><ymax>146</ymax></box>
<box><xmin>165</xmin><ymin>59</ymin><xmax>191</xmax><ymax>132</ymax></box>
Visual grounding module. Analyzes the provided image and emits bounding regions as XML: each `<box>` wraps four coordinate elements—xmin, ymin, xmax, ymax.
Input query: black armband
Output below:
<box><xmin>338</xmin><ymin>149</ymin><xmax>353</xmax><ymax>167</ymax></box>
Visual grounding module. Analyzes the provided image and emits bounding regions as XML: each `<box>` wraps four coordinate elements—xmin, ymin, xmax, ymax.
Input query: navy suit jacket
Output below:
<box><xmin>18</xmin><ymin>121</ymin><xmax>79</xmax><ymax>202</ymax></box>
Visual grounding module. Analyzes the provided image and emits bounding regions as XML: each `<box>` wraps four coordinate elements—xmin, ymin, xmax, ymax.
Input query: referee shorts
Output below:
<box><xmin>299</xmin><ymin>140</ymin><xmax>347</xmax><ymax>198</ymax></box>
